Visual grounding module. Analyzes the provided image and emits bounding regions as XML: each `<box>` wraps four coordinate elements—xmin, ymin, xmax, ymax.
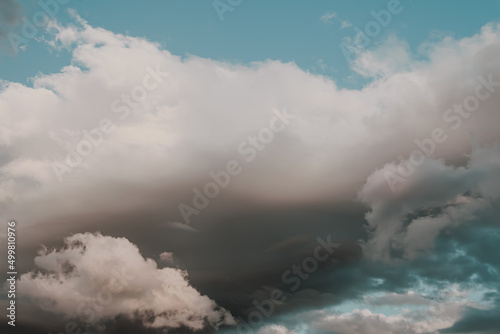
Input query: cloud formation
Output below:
<box><xmin>359</xmin><ymin>145</ymin><xmax>500</xmax><ymax>262</ymax></box>
<box><xmin>1</xmin><ymin>11</ymin><xmax>500</xmax><ymax>334</ymax></box>
<box><xmin>17</xmin><ymin>232</ymin><xmax>234</xmax><ymax>331</ymax></box>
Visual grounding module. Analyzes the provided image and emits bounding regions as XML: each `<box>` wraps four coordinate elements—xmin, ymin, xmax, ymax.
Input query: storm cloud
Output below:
<box><xmin>1</xmin><ymin>11</ymin><xmax>500</xmax><ymax>334</ymax></box>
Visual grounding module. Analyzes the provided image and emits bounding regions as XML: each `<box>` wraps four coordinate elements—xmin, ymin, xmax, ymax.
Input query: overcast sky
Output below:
<box><xmin>1</xmin><ymin>1</ymin><xmax>500</xmax><ymax>334</ymax></box>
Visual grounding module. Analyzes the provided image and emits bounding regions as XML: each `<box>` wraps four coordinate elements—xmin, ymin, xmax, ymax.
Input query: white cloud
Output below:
<box><xmin>0</xmin><ymin>17</ymin><xmax>499</xmax><ymax>261</ymax></box>
<box><xmin>341</xmin><ymin>20</ymin><xmax>352</xmax><ymax>29</ymax></box>
<box><xmin>18</xmin><ymin>232</ymin><xmax>235</xmax><ymax>331</ymax></box>
<box><xmin>351</xmin><ymin>35</ymin><xmax>413</xmax><ymax>77</ymax></box>
<box><xmin>0</xmin><ymin>11</ymin><xmax>499</xmax><ymax>334</ymax></box>
<box><xmin>320</xmin><ymin>12</ymin><xmax>337</xmax><ymax>24</ymax></box>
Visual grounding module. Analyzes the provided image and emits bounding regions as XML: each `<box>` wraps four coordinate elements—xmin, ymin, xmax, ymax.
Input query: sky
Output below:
<box><xmin>1</xmin><ymin>1</ymin><xmax>500</xmax><ymax>334</ymax></box>
<box><xmin>2</xmin><ymin>0</ymin><xmax>500</xmax><ymax>87</ymax></box>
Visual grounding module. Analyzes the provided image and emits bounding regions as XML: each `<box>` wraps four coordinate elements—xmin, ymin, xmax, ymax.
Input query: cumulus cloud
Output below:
<box><xmin>1</xmin><ymin>17</ymin><xmax>500</xmax><ymax>236</ymax></box>
<box><xmin>1</xmin><ymin>12</ymin><xmax>500</xmax><ymax>334</ymax></box>
<box><xmin>359</xmin><ymin>145</ymin><xmax>500</xmax><ymax>262</ymax></box>
<box><xmin>17</xmin><ymin>232</ymin><xmax>234</xmax><ymax>331</ymax></box>
<box><xmin>351</xmin><ymin>35</ymin><xmax>413</xmax><ymax>78</ymax></box>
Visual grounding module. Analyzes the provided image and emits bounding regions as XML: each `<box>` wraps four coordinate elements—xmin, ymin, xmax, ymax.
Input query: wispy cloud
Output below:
<box><xmin>341</xmin><ymin>19</ymin><xmax>352</xmax><ymax>28</ymax></box>
<box><xmin>320</xmin><ymin>11</ymin><xmax>336</xmax><ymax>24</ymax></box>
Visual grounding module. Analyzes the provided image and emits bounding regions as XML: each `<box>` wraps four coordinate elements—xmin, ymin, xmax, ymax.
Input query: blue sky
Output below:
<box><xmin>2</xmin><ymin>0</ymin><xmax>499</xmax><ymax>87</ymax></box>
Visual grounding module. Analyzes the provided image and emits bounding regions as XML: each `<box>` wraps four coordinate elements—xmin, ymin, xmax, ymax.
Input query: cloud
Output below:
<box><xmin>351</xmin><ymin>35</ymin><xmax>413</xmax><ymax>77</ymax></box>
<box><xmin>365</xmin><ymin>291</ymin><xmax>431</xmax><ymax>306</ymax></box>
<box><xmin>2</xmin><ymin>18</ymin><xmax>500</xmax><ymax>236</ymax></box>
<box><xmin>272</xmin><ymin>285</ymin><xmax>493</xmax><ymax>334</ymax></box>
<box><xmin>320</xmin><ymin>12</ymin><xmax>336</xmax><ymax>24</ymax></box>
<box><xmin>158</xmin><ymin>221</ymin><xmax>200</xmax><ymax>233</ymax></box>
<box><xmin>17</xmin><ymin>232</ymin><xmax>234</xmax><ymax>331</ymax></box>
<box><xmin>1</xmin><ymin>13</ymin><xmax>500</xmax><ymax>334</ymax></box>
<box><xmin>441</xmin><ymin>304</ymin><xmax>500</xmax><ymax>334</ymax></box>
<box><xmin>359</xmin><ymin>145</ymin><xmax>500</xmax><ymax>262</ymax></box>
<box><xmin>159</xmin><ymin>251</ymin><xmax>175</xmax><ymax>264</ymax></box>
<box><xmin>311</xmin><ymin>308</ymin><xmax>440</xmax><ymax>334</ymax></box>
<box><xmin>340</xmin><ymin>20</ymin><xmax>352</xmax><ymax>29</ymax></box>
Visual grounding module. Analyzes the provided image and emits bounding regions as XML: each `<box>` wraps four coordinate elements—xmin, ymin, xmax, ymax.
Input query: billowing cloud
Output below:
<box><xmin>1</xmin><ymin>17</ymin><xmax>500</xmax><ymax>239</ymax></box>
<box><xmin>17</xmin><ymin>232</ymin><xmax>234</xmax><ymax>331</ymax></box>
<box><xmin>359</xmin><ymin>145</ymin><xmax>500</xmax><ymax>262</ymax></box>
<box><xmin>1</xmin><ymin>11</ymin><xmax>500</xmax><ymax>334</ymax></box>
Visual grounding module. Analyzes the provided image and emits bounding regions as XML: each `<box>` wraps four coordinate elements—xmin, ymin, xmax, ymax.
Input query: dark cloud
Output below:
<box><xmin>440</xmin><ymin>303</ymin><xmax>500</xmax><ymax>334</ymax></box>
